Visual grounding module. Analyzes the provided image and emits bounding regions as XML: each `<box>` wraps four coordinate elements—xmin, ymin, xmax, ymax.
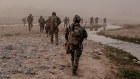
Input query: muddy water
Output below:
<box><xmin>87</xmin><ymin>25</ymin><xmax>140</xmax><ymax>60</ymax></box>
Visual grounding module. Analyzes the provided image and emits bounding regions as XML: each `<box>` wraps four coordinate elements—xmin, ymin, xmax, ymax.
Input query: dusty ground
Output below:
<box><xmin>0</xmin><ymin>24</ymin><xmax>116</xmax><ymax>79</ymax></box>
<box><xmin>103</xmin><ymin>25</ymin><xmax>140</xmax><ymax>38</ymax></box>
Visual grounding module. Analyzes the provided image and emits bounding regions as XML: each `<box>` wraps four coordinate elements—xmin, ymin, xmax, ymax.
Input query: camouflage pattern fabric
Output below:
<box><xmin>65</xmin><ymin>23</ymin><xmax>87</xmax><ymax>75</ymax></box>
<box><xmin>49</xmin><ymin>15</ymin><xmax>61</xmax><ymax>45</ymax></box>
<box><xmin>27</xmin><ymin>15</ymin><xmax>33</xmax><ymax>31</ymax></box>
<box><xmin>38</xmin><ymin>17</ymin><xmax>45</xmax><ymax>32</ymax></box>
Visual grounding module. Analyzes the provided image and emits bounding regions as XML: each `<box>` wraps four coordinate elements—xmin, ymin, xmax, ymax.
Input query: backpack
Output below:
<box><xmin>57</xmin><ymin>17</ymin><xmax>61</xmax><ymax>25</ymax></box>
<box><xmin>27</xmin><ymin>16</ymin><xmax>33</xmax><ymax>23</ymax></box>
<box><xmin>50</xmin><ymin>16</ymin><xmax>61</xmax><ymax>30</ymax></box>
<box><xmin>68</xmin><ymin>25</ymin><xmax>84</xmax><ymax>46</ymax></box>
<box><xmin>39</xmin><ymin>18</ymin><xmax>45</xmax><ymax>24</ymax></box>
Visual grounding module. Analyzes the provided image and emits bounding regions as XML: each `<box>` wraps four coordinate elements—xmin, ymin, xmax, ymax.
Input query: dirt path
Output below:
<box><xmin>0</xmin><ymin>25</ymin><xmax>115</xmax><ymax>79</ymax></box>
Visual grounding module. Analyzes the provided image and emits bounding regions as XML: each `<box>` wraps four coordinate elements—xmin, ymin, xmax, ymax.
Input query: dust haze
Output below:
<box><xmin>0</xmin><ymin>0</ymin><xmax>140</xmax><ymax>24</ymax></box>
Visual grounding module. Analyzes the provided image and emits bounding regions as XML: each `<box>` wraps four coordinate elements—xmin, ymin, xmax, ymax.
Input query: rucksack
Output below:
<box><xmin>68</xmin><ymin>25</ymin><xmax>84</xmax><ymax>46</ymax></box>
<box><xmin>57</xmin><ymin>17</ymin><xmax>61</xmax><ymax>25</ymax></box>
<box><xmin>39</xmin><ymin>18</ymin><xmax>45</xmax><ymax>23</ymax></box>
<box><xmin>50</xmin><ymin>16</ymin><xmax>61</xmax><ymax>30</ymax></box>
<box><xmin>27</xmin><ymin>16</ymin><xmax>33</xmax><ymax>22</ymax></box>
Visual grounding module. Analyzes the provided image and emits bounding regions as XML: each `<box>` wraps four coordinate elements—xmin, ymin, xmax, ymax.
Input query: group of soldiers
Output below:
<box><xmin>22</xmin><ymin>14</ymin><xmax>34</xmax><ymax>31</ymax></box>
<box><xmin>22</xmin><ymin>12</ymin><xmax>61</xmax><ymax>45</ymax></box>
<box><xmin>90</xmin><ymin>17</ymin><xmax>107</xmax><ymax>25</ymax></box>
<box><xmin>22</xmin><ymin>13</ymin><xmax>88</xmax><ymax>75</ymax></box>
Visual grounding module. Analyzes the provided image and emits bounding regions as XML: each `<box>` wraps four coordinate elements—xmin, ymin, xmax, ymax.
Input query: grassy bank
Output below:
<box><xmin>85</xmin><ymin>25</ymin><xmax>102</xmax><ymax>29</ymax></box>
<box><xmin>104</xmin><ymin>46</ymin><xmax>140</xmax><ymax>79</ymax></box>
<box><xmin>98</xmin><ymin>31</ymin><xmax>140</xmax><ymax>44</ymax></box>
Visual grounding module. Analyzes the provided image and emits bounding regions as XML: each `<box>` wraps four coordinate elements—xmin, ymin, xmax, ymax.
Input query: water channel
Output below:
<box><xmin>87</xmin><ymin>24</ymin><xmax>140</xmax><ymax>60</ymax></box>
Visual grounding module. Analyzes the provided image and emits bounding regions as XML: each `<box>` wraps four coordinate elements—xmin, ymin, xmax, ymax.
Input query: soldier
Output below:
<box><xmin>64</xmin><ymin>17</ymin><xmax>68</xmax><ymax>27</ymax></box>
<box><xmin>27</xmin><ymin>14</ymin><xmax>34</xmax><ymax>31</ymax></box>
<box><xmin>90</xmin><ymin>17</ymin><xmax>94</xmax><ymax>25</ymax></box>
<box><xmin>67</xmin><ymin>17</ymin><xmax>70</xmax><ymax>24</ymax></box>
<box><xmin>103</xmin><ymin>17</ymin><xmax>107</xmax><ymax>25</ymax></box>
<box><xmin>45</xmin><ymin>16</ymin><xmax>51</xmax><ymax>35</ymax></box>
<box><xmin>103</xmin><ymin>17</ymin><xmax>107</xmax><ymax>31</ymax></box>
<box><xmin>38</xmin><ymin>16</ymin><xmax>45</xmax><ymax>32</ymax></box>
<box><xmin>95</xmin><ymin>17</ymin><xmax>99</xmax><ymax>25</ymax></box>
<box><xmin>49</xmin><ymin>12</ymin><xmax>61</xmax><ymax>45</ymax></box>
<box><xmin>92</xmin><ymin>17</ymin><xmax>94</xmax><ymax>25</ymax></box>
<box><xmin>22</xmin><ymin>17</ymin><xmax>26</xmax><ymax>26</ymax></box>
<box><xmin>85</xmin><ymin>21</ymin><xmax>87</xmax><ymax>27</ymax></box>
<box><xmin>65</xmin><ymin>15</ymin><xmax>88</xmax><ymax>75</ymax></box>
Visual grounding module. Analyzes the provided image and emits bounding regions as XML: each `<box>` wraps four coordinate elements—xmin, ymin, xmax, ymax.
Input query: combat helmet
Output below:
<box><xmin>52</xmin><ymin>12</ymin><xmax>56</xmax><ymax>16</ymax></box>
<box><xmin>73</xmin><ymin>15</ymin><xmax>81</xmax><ymax>23</ymax></box>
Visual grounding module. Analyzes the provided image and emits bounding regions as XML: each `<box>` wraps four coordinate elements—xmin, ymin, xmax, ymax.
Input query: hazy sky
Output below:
<box><xmin>0</xmin><ymin>0</ymin><xmax>140</xmax><ymax>20</ymax></box>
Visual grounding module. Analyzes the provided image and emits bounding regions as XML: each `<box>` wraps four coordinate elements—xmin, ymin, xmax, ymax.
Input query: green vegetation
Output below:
<box><xmin>104</xmin><ymin>46</ymin><xmax>140</xmax><ymax>79</ymax></box>
<box><xmin>97</xmin><ymin>24</ymin><xmax>140</xmax><ymax>44</ymax></box>
<box><xmin>105</xmin><ymin>46</ymin><xmax>138</xmax><ymax>65</ymax></box>
<box><xmin>119</xmin><ymin>67</ymin><xmax>140</xmax><ymax>79</ymax></box>
<box><xmin>98</xmin><ymin>32</ymin><xmax>140</xmax><ymax>44</ymax></box>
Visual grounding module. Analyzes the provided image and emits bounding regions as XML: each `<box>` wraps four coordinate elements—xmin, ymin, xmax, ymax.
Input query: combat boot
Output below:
<box><xmin>72</xmin><ymin>68</ymin><xmax>77</xmax><ymax>76</ymax></box>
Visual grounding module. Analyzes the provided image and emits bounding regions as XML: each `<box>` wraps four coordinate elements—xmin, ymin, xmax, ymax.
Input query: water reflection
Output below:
<box><xmin>87</xmin><ymin>25</ymin><xmax>140</xmax><ymax>60</ymax></box>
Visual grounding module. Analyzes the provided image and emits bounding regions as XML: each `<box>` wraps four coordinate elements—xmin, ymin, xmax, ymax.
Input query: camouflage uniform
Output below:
<box><xmin>90</xmin><ymin>17</ymin><xmax>94</xmax><ymax>25</ymax></box>
<box><xmin>103</xmin><ymin>18</ymin><xmax>107</xmax><ymax>25</ymax></box>
<box><xmin>22</xmin><ymin>17</ymin><xmax>26</xmax><ymax>26</ymax></box>
<box><xmin>27</xmin><ymin>14</ymin><xmax>33</xmax><ymax>31</ymax></box>
<box><xmin>64</xmin><ymin>17</ymin><xmax>68</xmax><ymax>27</ymax></box>
<box><xmin>49</xmin><ymin>12</ymin><xmax>61</xmax><ymax>45</ymax></box>
<box><xmin>38</xmin><ymin>16</ymin><xmax>45</xmax><ymax>32</ymax></box>
<box><xmin>65</xmin><ymin>15</ymin><xmax>87</xmax><ymax>75</ymax></box>
<box><xmin>95</xmin><ymin>17</ymin><xmax>99</xmax><ymax>25</ymax></box>
<box><xmin>67</xmin><ymin>17</ymin><xmax>70</xmax><ymax>24</ymax></box>
<box><xmin>103</xmin><ymin>18</ymin><xmax>107</xmax><ymax>31</ymax></box>
<box><xmin>45</xmin><ymin>18</ymin><xmax>50</xmax><ymax>34</ymax></box>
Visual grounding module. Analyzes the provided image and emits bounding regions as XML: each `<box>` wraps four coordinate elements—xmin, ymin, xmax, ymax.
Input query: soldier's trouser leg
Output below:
<box><xmin>28</xmin><ymin>23</ymin><xmax>31</xmax><ymax>31</ymax></box>
<box><xmin>50</xmin><ymin>31</ymin><xmax>54</xmax><ymax>44</ymax></box>
<box><xmin>31</xmin><ymin>22</ymin><xmax>33</xmax><ymax>28</ymax></box>
<box><xmin>45</xmin><ymin>27</ymin><xmax>48</xmax><ymax>34</ymax></box>
<box><xmin>40</xmin><ymin>24</ymin><xmax>42</xmax><ymax>32</ymax></box>
<box><xmin>72</xmin><ymin>49</ymin><xmax>82</xmax><ymax>75</ymax></box>
<box><xmin>42</xmin><ymin>25</ymin><xmax>44</xmax><ymax>30</ymax></box>
<box><xmin>40</xmin><ymin>24</ymin><xmax>44</xmax><ymax>32</ymax></box>
<box><xmin>71</xmin><ymin>52</ymin><xmax>74</xmax><ymax>66</ymax></box>
<box><xmin>55</xmin><ymin>32</ymin><xmax>58</xmax><ymax>45</ymax></box>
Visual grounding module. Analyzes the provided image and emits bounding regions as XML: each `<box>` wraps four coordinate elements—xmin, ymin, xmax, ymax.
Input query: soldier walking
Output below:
<box><xmin>103</xmin><ymin>17</ymin><xmax>107</xmax><ymax>25</ymax></box>
<box><xmin>103</xmin><ymin>17</ymin><xmax>107</xmax><ymax>31</ymax></box>
<box><xmin>49</xmin><ymin>12</ymin><xmax>61</xmax><ymax>45</ymax></box>
<box><xmin>65</xmin><ymin>15</ymin><xmax>88</xmax><ymax>75</ymax></box>
<box><xmin>67</xmin><ymin>17</ymin><xmax>70</xmax><ymax>25</ymax></box>
<box><xmin>27</xmin><ymin>14</ymin><xmax>34</xmax><ymax>31</ymax></box>
<box><xmin>64</xmin><ymin>17</ymin><xmax>68</xmax><ymax>27</ymax></box>
<box><xmin>38</xmin><ymin>16</ymin><xmax>45</xmax><ymax>32</ymax></box>
<box><xmin>90</xmin><ymin>17</ymin><xmax>94</xmax><ymax>25</ymax></box>
<box><xmin>95</xmin><ymin>17</ymin><xmax>99</xmax><ymax>25</ymax></box>
<box><xmin>45</xmin><ymin>16</ymin><xmax>51</xmax><ymax>35</ymax></box>
<box><xmin>22</xmin><ymin>17</ymin><xmax>26</xmax><ymax>26</ymax></box>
